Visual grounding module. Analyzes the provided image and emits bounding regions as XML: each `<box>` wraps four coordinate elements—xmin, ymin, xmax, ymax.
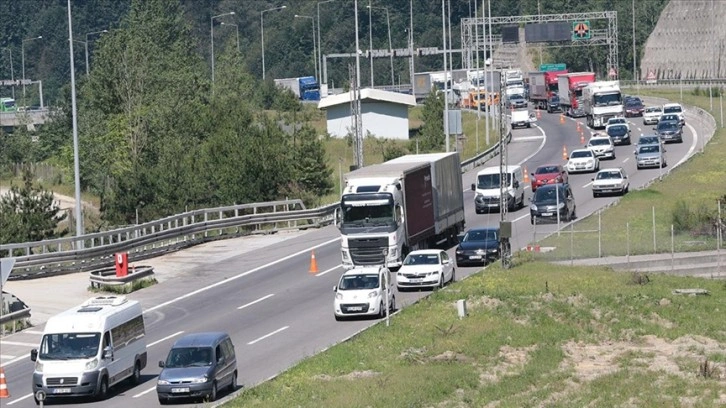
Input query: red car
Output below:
<box><xmin>531</xmin><ymin>164</ymin><xmax>568</xmax><ymax>191</ymax></box>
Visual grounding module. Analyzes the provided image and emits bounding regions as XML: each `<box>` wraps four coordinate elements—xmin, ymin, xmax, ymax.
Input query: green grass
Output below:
<box><xmin>534</xmin><ymin>89</ymin><xmax>726</xmax><ymax>260</ymax></box>
<box><xmin>224</xmin><ymin>262</ymin><xmax>726</xmax><ymax>407</ymax></box>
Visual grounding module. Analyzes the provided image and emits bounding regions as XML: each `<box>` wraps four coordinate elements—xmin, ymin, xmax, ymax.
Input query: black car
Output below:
<box><xmin>655</xmin><ymin>120</ymin><xmax>683</xmax><ymax>143</ymax></box>
<box><xmin>546</xmin><ymin>95</ymin><xmax>561</xmax><ymax>113</ymax></box>
<box><xmin>606</xmin><ymin>124</ymin><xmax>631</xmax><ymax>145</ymax></box>
<box><xmin>455</xmin><ymin>227</ymin><xmax>500</xmax><ymax>267</ymax></box>
<box><xmin>529</xmin><ymin>183</ymin><xmax>576</xmax><ymax>225</ymax></box>
<box><xmin>624</xmin><ymin>100</ymin><xmax>645</xmax><ymax>117</ymax></box>
<box><xmin>507</xmin><ymin>94</ymin><xmax>527</xmax><ymax>109</ymax></box>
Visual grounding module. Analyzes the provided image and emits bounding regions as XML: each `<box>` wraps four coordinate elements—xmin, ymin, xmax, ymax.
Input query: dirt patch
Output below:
<box><xmin>312</xmin><ymin>370</ymin><xmax>380</xmax><ymax>382</ymax></box>
<box><xmin>479</xmin><ymin>345</ymin><xmax>538</xmax><ymax>384</ymax></box>
<box><xmin>466</xmin><ymin>296</ymin><xmax>503</xmax><ymax>310</ymax></box>
<box><xmin>430</xmin><ymin>350</ymin><xmax>473</xmax><ymax>364</ymax></box>
<box><xmin>561</xmin><ymin>334</ymin><xmax>726</xmax><ymax>382</ymax></box>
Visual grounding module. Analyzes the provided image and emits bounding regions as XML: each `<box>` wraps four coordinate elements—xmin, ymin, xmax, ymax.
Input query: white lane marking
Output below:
<box><xmin>6</xmin><ymin>393</ymin><xmax>33</xmax><ymax>405</ymax></box>
<box><xmin>24</xmin><ymin>330</ymin><xmax>43</xmax><ymax>335</ymax></box>
<box><xmin>622</xmin><ymin>157</ymin><xmax>630</xmax><ymax>164</ymax></box>
<box><xmin>147</xmin><ymin>331</ymin><xmax>184</xmax><ymax>347</ymax></box>
<box><xmin>583</xmin><ymin>181</ymin><xmax>594</xmax><ymax>188</ymax></box>
<box><xmin>238</xmin><ymin>294</ymin><xmax>275</xmax><ymax>310</ymax></box>
<box><xmin>511</xmin><ymin>135</ymin><xmax>545</xmax><ymax>141</ymax></box>
<box><xmin>248</xmin><ymin>326</ymin><xmax>289</xmax><ymax>345</ymax></box>
<box><xmin>144</xmin><ymin>237</ymin><xmax>341</xmax><ymax>314</ymax></box>
<box><xmin>678</xmin><ymin>122</ymin><xmax>699</xmax><ymax>167</ymax></box>
<box><xmin>0</xmin><ymin>354</ymin><xmax>17</xmax><ymax>359</ymax></box>
<box><xmin>0</xmin><ymin>353</ymin><xmax>29</xmax><ymax>368</ymax></box>
<box><xmin>315</xmin><ymin>264</ymin><xmax>342</xmax><ymax>277</ymax></box>
<box><xmin>0</xmin><ymin>341</ymin><xmax>38</xmax><ymax>347</ymax></box>
<box><xmin>513</xmin><ymin>213</ymin><xmax>530</xmax><ymax>222</ymax></box>
<box><xmin>518</xmin><ymin>120</ymin><xmax>548</xmax><ymax>166</ymax></box>
<box><xmin>133</xmin><ymin>385</ymin><xmax>157</xmax><ymax>398</ymax></box>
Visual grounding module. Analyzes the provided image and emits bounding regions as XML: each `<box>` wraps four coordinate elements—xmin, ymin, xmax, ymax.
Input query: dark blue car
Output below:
<box><xmin>455</xmin><ymin>228</ymin><xmax>500</xmax><ymax>267</ymax></box>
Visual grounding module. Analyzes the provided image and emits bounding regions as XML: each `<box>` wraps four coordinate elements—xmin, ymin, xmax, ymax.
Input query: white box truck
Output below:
<box><xmin>30</xmin><ymin>296</ymin><xmax>147</xmax><ymax>404</ymax></box>
<box><xmin>582</xmin><ymin>81</ymin><xmax>624</xmax><ymax>129</ymax></box>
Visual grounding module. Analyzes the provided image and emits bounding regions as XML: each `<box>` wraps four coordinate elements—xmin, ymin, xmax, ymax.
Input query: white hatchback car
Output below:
<box><xmin>396</xmin><ymin>249</ymin><xmax>455</xmax><ymax>291</ymax></box>
<box><xmin>566</xmin><ymin>148</ymin><xmax>600</xmax><ymax>174</ymax></box>
<box><xmin>592</xmin><ymin>167</ymin><xmax>629</xmax><ymax>197</ymax></box>
<box><xmin>586</xmin><ymin>135</ymin><xmax>615</xmax><ymax>160</ymax></box>
<box><xmin>662</xmin><ymin>103</ymin><xmax>685</xmax><ymax>125</ymax></box>
<box><xmin>643</xmin><ymin>106</ymin><xmax>663</xmax><ymax>125</ymax></box>
<box><xmin>334</xmin><ymin>266</ymin><xmax>395</xmax><ymax>321</ymax></box>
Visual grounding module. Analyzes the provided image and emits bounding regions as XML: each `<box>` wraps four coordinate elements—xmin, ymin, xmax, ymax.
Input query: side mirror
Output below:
<box><xmin>333</xmin><ymin>285</ymin><xmax>337</xmax><ymax>292</ymax></box>
<box><xmin>530</xmin><ymin>173</ymin><xmax>535</xmax><ymax>177</ymax></box>
<box><xmin>31</xmin><ymin>349</ymin><xmax>38</xmax><ymax>362</ymax></box>
<box><xmin>591</xmin><ymin>178</ymin><xmax>595</xmax><ymax>181</ymax></box>
<box><xmin>102</xmin><ymin>346</ymin><xmax>113</xmax><ymax>360</ymax></box>
<box><xmin>159</xmin><ymin>360</ymin><xmax>165</xmax><ymax>368</ymax></box>
<box><xmin>471</xmin><ymin>183</ymin><xmax>476</xmax><ymax>191</ymax></box>
<box><xmin>334</xmin><ymin>208</ymin><xmax>341</xmax><ymax>227</ymax></box>
<box><xmin>457</xmin><ymin>233</ymin><xmax>465</xmax><ymax>243</ymax></box>
<box><xmin>513</xmin><ymin>180</ymin><xmax>519</xmax><ymax>188</ymax></box>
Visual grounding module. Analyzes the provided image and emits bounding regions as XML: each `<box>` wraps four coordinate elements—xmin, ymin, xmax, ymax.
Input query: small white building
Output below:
<box><xmin>318</xmin><ymin>88</ymin><xmax>417</xmax><ymax>140</ymax></box>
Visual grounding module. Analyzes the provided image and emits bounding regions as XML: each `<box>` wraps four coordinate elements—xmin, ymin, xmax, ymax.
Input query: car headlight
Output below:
<box><xmin>157</xmin><ymin>379</ymin><xmax>170</xmax><ymax>385</ymax></box>
<box><xmin>368</xmin><ymin>290</ymin><xmax>379</xmax><ymax>298</ymax></box>
<box><xmin>335</xmin><ymin>292</ymin><xmax>343</xmax><ymax>300</ymax></box>
<box><xmin>85</xmin><ymin>358</ymin><xmax>99</xmax><ymax>371</ymax></box>
<box><xmin>35</xmin><ymin>361</ymin><xmax>44</xmax><ymax>373</ymax></box>
<box><xmin>455</xmin><ymin>250</ymin><xmax>463</xmax><ymax>255</ymax></box>
<box><xmin>489</xmin><ymin>248</ymin><xmax>499</xmax><ymax>253</ymax></box>
<box><xmin>557</xmin><ymin>202</ymin><xmax>565</xmax><ymax>209</ymax></box>
<box><xmin>191</xmin><ymin>376</ymin><xmax>209</xmax><ymax>384</ymax></box>
<box><xmin>530</xmin><ymin>204</ymin><xmax>538</xmax><ymax>211</ymax></box>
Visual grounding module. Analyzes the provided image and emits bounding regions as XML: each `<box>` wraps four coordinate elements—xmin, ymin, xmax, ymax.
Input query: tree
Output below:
<box><xmin>414</xmin><ymin>88</ymin><xmax>445</xmax><ymax>152</ymax></box>
<box><xmin>291</xmin><ymin>125</ymin><xmax>333</xmax><ymax>205</ymax></box>
<box><xmin>0</xmin><ymin>168</ymin><xmax>67</xmax><ymax>245</ymax></box>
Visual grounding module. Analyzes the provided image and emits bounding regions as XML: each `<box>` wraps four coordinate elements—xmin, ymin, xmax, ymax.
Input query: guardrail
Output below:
<box><xmin>2</xmin><ymin>120</ymin><xmax>512</xmax><ymax>280</ymax></box>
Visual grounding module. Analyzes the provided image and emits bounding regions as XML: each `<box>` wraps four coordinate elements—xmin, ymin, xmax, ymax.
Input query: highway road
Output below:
<box><xmin>0</xmin><ymin>103</ymin><xmax>704</xmax><ymax>407</ymax></box>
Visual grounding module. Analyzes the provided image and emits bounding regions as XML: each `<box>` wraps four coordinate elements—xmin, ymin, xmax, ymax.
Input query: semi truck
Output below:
<box><xmin>582</xmin><ymin>81</ymin><xmax>623</xmax><ymax>129</ymax></box>
<box><xmin>557</xmin><ymin>72</ymin><xmax>596</xmax><ymax>117</ymax></box>
<box><xmin>528</xmin><ymin>69</ymin><xmax>568</xmax><ymax>109</ymax></box>
<box><xmin>274</xmin><ymin>76</ymin><xmax>321</xmax><ymax>101</ymax></box>
<box><xmin>336</xmin><ymin>152</ymin><xmax>465</xmax><ymax>270</ymax></box>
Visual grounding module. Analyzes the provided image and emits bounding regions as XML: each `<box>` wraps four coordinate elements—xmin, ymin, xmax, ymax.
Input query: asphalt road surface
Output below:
<box><xmin>0</xmin><ymin>104</ymin><xmax>705</xmax><ymax>407</ymax></box>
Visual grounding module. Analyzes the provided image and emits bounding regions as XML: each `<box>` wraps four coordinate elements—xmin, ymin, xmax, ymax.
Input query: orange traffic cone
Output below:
<box><xmin>559</xmin><ymin>114</ymin><xmax>565</xmax><ymax>124</ymax></box>
<box><xmin>562</xmin><ymin>145</ymin><xmax>568</xmax><ymax>160</ymax></box>
<box><xmin>523</xmin><ymin>166</ymin><xmax>530</xmax><ymax>183</ymax></box>
<box><xmin>576</xmin><ymin>121</ymin><xmax>581</xmax><ymax>132</ymax></box>
<box><xmin>0</xmin><ymin>367</ymin><xmax>9</xmax><ymax>399</ymax></box>
<box><xmin>309</xmin><ymin>250</ymin><xmax>319</xmax><ymax>274</ymax></box>
<box><xmin>580</xmin><ymin>131</ymin><xmax>585</xmax><ymax>145</ymax></box>
<box><xmin>536</xmin><ymin>109</ymin><xmax>541</xmax><ymax>119</ymax></box>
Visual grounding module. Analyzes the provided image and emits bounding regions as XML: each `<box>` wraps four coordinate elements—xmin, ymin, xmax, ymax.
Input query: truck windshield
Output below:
<box><xmin>39</xmin><ymin>333</ymin><xmax>101</xmax><ymax>360</ymax></box>
<box><xmin>341</xmin><ymin>194</ymin><xmax>394</xmax><ymax>226</ymax></box>
<box><xmin>593</xmin><ymin>92</ymin><xmax>622</xmax><ymax>107</ymax></box>
<box><xmin>476</xmin><ymin>173</ymin><xmax>511</xmax><ymax>189</ymax></box>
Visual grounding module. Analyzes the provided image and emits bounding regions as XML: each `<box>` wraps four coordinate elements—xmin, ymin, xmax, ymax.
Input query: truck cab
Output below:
<box><xmin>583</xmin><ymin>81</ymin><xmax>623</xmax><ymax>129</ymax></box>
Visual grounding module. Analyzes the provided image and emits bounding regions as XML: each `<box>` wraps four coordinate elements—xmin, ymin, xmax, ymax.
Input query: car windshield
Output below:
<box><xmin>39</xmin><ymin>333</ymin><xmax>101</xmax><ymax>360</ymax></box>
<box><xmin>626</xmin><ymin>101</ymin><xmax>643</xmax><ymax>108</ymax></box>
<box><xmin>663</xmin><ymin>106</ymin><xmax>682</xmax><ymax>114</ymax></box>
<box><xmin>403</xmin><ymin>253</ymin><xmax>441</xmax><ymax>266</ymax></box>
<box><xmin>535</xmin><ymin>165</ymin><xmax>560</xmax><ymax>175</ymax></box>
<box><xmin>463</xmin><ymin>230</ymin><xmax>498</xmax><ymax>242</ymax></box>
<box><xmin>338</xmin><ymin>273</ymin><xmax>380</xmax><ymax>290</ymax></box>
<box><xmin>570</xmin><ymin>150</ymin><xmax>592</xmax><ymax>158</ymax></box>
<box><xmin>596</xmin><ymin>171</ymin><xmax>622</xmax><ymax>180</ymax></box>
<box><xmin>639</xmin><ymin>145</ymin><xmax>660</xmax><ymax>154</ymax></box>
<box><xmin>638</xmin><ymin>136</ymin><xmax>659</xmax><ymax>145</ymax></box>
<box><xmin>607</xmin><ymin>126</ymin><xmax>628</xmax><ymax>136</ymax></box>
<box><xmin>645</xmin><ymin>107</ymin><xmax>662</xmax><ymax>114</ymax></box>
<box><xmin>657</xmin><ymin>122</ymin><xmax>679</xmax><ymax>131</ymax></box>
<box><xmin>608</xmin><ymin>118</ymin><xmax>626</xmax><ymax>124</ymax></box>
<box><xmin>534</xmin><ymin>186</ymin><xmax>565</xmax><ymax>202</ymax></box>
<box><xmin>549</xmin><ymin>96</ymin><xmax>559</xmax><ymax>103</ymax></box>
<box><xmin>589</xmin><ymin>138</ymin><xmax>611</xmax><ymax>146</ymax></box>
<box><xmin>164</xmin><ymin>347</ymin><xmax>213</xmax><ymax>368</ymax></box>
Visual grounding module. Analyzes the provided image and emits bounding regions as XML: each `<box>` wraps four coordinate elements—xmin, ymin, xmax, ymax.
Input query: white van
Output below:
<box><xmin>31</xmin><ymin>296</ymin><xmax>147</xmax><ymax>404</ymax></box>
<box><xmin>471</xmin><ymin>165</ymin><xmax>525</xmax><ymax>213</ymax></box>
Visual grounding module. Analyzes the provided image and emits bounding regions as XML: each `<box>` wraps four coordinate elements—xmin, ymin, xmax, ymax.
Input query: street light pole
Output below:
<box><xmin>66</xmin><ymin>0</ymin><xmax>83</xmax><ymax>240</ymax></box>
<box><xmin>84</xmin><ymin>30</ymin><xmax>107</xmax><ymax>76</ymax></box>
<box><xmin>261</xmin><ymin>6</ymin><xmax>287</xmax><ymax>81</ymax></box>
<box><xmin>409</xmin><ymin>0</ymin><xmax>414</xmax><ymax>88</ymax></box>
<box><xmin>211</xmin><ymin>11</ymin><xmax>235</xmax><ymax>86</ymax></box>
<box><xmin>3</xmin><ymin>48</ymin><xmax>14</xmax><ymax>99</ymax></box>
<box><xmin>317</xmin><ymin>0</ymin><xmax>336</xmax><ymax>84</ymax></box>
<box><xmin>368</xmin><ymin>0</ymin><xmax>374</xmax><ymax>87</ymax></box>
<box><xmin>368</xmin><ymin>6</ymin><xmax>394</xmax><ymax>87</ymax></box>
<box><xmin>442</xmin><ymin>0</ymin><xmax>450</xmax><ymax>153</ymax></box>
<box><xmin>221</xmin><ymin>22</ymin><xmax>240</xmax><ymax>53</ymax></box>
<box><xmin>22</xmin><ymin>35</ymin><xmax>42</xmax><ymax>102</ymax></box>
<box><xmin>295</xmin><ymin>15</ymin><xmax>318</xmax><ymax>83</ymax></box>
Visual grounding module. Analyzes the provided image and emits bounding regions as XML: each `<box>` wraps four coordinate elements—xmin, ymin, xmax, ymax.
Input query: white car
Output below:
<box><xmin>334</xmin><ymin>266</ymin><xmax>395</xmax><ymax>321</ymax></box>
<box><xmin>662</xmin><ymin>103</ymin><xmax>685</xmax><ymax>125</ymax></box>
<box><xmin>643</xmin><ymin>106</ymin><xmax>663</xmax><ymax>125</ymax></box>
<box><xmin>586</xmin><ymin>135</ymin><xmax>616</xmax><ymax>160</ymax></box>
<box><xmin>566</xmin><ymin>148</ymin><xmax>600</xmax><ymax>174</ymax></box>
<box><xmin>396</xmin><ymin>249</ymin><xmax>455</xmax><ymax>291</ymax></box>
<box><xmin>592</xmin><ymin>167</ymin><xmax>629</xmax><ymax>197</ymax></box>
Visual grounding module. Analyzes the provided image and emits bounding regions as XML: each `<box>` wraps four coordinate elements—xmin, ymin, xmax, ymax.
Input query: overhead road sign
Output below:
<box><xmin>540</xmin><ymin>63</ymin><xmax>567</xmax><ymax>72</ymax></box>
<box><xmin>572</xmin><ymin>21</ymin><xmax>591</xmax><ymax>40</ymax></box>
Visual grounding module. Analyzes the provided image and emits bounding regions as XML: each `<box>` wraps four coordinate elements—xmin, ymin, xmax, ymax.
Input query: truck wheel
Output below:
<box><xmin>96</xmin><ymin>376</ymin><xmax>109</xmax><ymax>401</ymax></box>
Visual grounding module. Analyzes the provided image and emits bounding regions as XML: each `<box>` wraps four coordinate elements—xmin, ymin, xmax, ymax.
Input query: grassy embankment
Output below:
<box><xmin>534</xmin><ymin>89</ymin><xmax>726</xmax><ymax>260</ymax></box>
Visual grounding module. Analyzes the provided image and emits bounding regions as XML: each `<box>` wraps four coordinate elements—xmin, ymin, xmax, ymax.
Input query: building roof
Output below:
<box><xmin>318</xmin><ymin>88</ymin><xmax>416</xmax><ymax>109</ymax></box>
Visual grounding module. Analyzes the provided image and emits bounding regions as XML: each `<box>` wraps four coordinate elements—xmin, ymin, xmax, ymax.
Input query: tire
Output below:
<box><xmin>450</xmin><ymin>269</ymin><xmax>456</xmax><ymax>283</ymax></box>
<box><xmin>159</xmin><ymin>397</ymin><xmax>169</xmax><ymax>405</ymax></box>
<box><xmin>208</xmin><ymin>381</ymin><xmax>217</xmax><ymax>402</ymax></box>
<box><xmin>229</xmin><ymin>371</ymin><xmax>237</xmax><ymax>392</ymax></box>
<box><xmin>130</xmin><ymin>361</ymin><xmax>141</xmax><ymax>385</ymax></box>
<box><xmin>390</xmin><ymin>295</ymin><xmax>396</xmax><ymax>312</ymax></box>
<box><xmin>624</xmin><ymin>185</ymin><xmax>629</xmax><ymax>194</ymax></box>
<box><xmin>379</xmin><ymin>302</ymin><xmax>386</xmax><ymax>318</ymax></box>
<box><xmin>334</xmin><ymin>314</ymin><xmax>343</xmax><ymax>321</ymax></box>
<box><xmin>571</xmin><ymin>207</ymin><xmax>577</xmax><ymax>220</ymax></box>
<box><xmin>96</xmin><ymin>376</ymin><xmax>109</xmax><ymax>401</ymax></box>
<box><xmin>438</xmin><ymin>275</ymin><xmax>445</xmax><ymax>289</ymax></box>
<box><xmin>593</xmin><ymin>192</ymin><xmax>598</xmax><ymax>198</ymax></box>
<box><xmin>530</xmin><ymin>216</ymin><xmax>534</xmax><ymax>225</ymax></box>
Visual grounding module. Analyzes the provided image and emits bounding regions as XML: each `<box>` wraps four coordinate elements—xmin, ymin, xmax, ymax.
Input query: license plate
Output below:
<box><xmin>409</xmin><ymin>278</ymin><xmax>422</xmax><ymax>282</ymax></box>
<box><xmin>171</xmin><ymin>387</ymin><xmax>190</xmax><ymax>393</ymax></box>
<box><xmin>541</xmin><ymin>212</ymin><xmax>553</xmax><ymax>216</ymax></box>
<box><xmin>469</xmin><ymin>255</ymin><xmax>482</xmax><ymax>260</ymax></box>
<box><xmin>53</xmin><ymin>388</ymin><xmax>72</xmax><ymax>394</ymax></box>
<box><xmin>347</xmin><ymin>306</ymin><xmax>362</xmax><ymax>311</ymax></box>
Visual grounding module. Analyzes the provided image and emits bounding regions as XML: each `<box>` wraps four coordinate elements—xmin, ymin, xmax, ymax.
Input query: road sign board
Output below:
<box><xmin>540</xmin><ymin>63</ymin><xmax>567</xmax><ymax>72</ymax></box>
<box><xmin>572</xmin><ymin>21</ymin><xmax>591</xmax><ymax>40</ymax></box>
<box><xmin>1</xmin><ymin>79</ymin><xmax>32</xmax><ymax>86</ymax></box>
<box><xmin>646</xmin><ymin>69</ymin><xmax>657</xmax><ymax>84</ymax></box>
<box><xmin>1</xmin><ymin>258</ymin><xmax>16</xmax><ymax>287</ymax></box>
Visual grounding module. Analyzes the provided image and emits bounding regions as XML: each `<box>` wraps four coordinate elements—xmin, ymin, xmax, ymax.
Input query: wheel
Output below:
<box><xmin>571</xmin><ymin>207</ymin><xmax>577</xmax><ymax>220</ymax></box>
<box><xmin>334</xmin><ymin>314</ymin><xmax>343</xmax><ymax>321</ymax></box>
<box><xmin>159</xmin><ymin>397</ymin><xmax>169</xmax><ymax>405</ymax></box>
<box><xmin>96</xmin><ymin>376</ymin><xmax>109</xmax><ymax>401</ymax></box>
<box><xmin>530</xmin><ymin>216</ymin><xmax>534</xmax><ymax>225</ymax></box>
<box><xmin>624</xmin><ymin>185</ymin><xmax>629</xmax><ymax>194</ymax></box>
<box><xmin>593</xmin><ymin>192</ymin><xmax>598</xmax><ymax>198</ymax></box>
<box><xmin>438</xmin><ymin>275</ymin><xmax>445</xmax><ymax>289</ymax></box>
<box><xmin>450</xmin><ymin>269</ymin><xmax>456</xmax><ymax>283</ymax></box>
<box><xmin>130</xmin><ymin>361</ymin><xmax>141</xmax><ymax>385</ymax></box>
<box><xmin>228</xmin><ymin>371</ymin><xmax>237</xmax><ymax>392</ymax></box>
<box><xmin>390</xmin><ymin>295</ymin><xmax>396</xmax><ymax>312</ymax></box>
<box><xmin>208</xmin><ymin>381</ymin><xmax>217</xmax><ymax>402</ymax></box>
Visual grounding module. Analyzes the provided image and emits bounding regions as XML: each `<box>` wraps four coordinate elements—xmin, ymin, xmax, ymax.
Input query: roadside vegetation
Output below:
<box><xmin>537</xmin><ymin>89</ymin><xmax>726</xmax><ymax>260</ymax></box>
<box><xmin>224</xmin><ymin>261</ymin><xmax>726</xmax><ymax>407</ymax></box>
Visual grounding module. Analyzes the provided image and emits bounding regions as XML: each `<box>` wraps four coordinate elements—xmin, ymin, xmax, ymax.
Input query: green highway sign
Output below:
<box><xmin>540</xmin><ymin>64</ymin><xmax>567</xmax><ymax>72</ymax></box>
<box><xmin>572</xmin><ymin>21</ymin><xmax>591</xmax><ymax>40</ymax></box>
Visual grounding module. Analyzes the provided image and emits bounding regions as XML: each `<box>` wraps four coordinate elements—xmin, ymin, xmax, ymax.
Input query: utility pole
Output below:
<box><xmin>442</xmin><ymin>0</ymin><xmax>450</xmax><ymax>153</ymax></box>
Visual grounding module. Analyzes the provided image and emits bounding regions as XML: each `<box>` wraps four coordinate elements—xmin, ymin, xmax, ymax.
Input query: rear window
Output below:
<box><xmin>663</xmin><ymin>105</ymin><xmax>682</xmax><ymax>114</ymax></box>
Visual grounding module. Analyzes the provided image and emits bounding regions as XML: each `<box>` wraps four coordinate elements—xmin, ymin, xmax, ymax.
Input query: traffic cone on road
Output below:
<box><xmin>536</xmin><ymin>109</ymin><xmax>541</xmax><ymax>119</ymax></box>
<box><xmin>560</xmin><ymin>114</ymin><xmax>565</xmax><ymax>124</ymax></box>
<box><xmin>580</xmin><ymin>131</ymin><xmax>585</xmax><ymax>145</ymax></box>
<box><xmin>0</xmin><ymin>367</ymin><xmax>9</xmax><ymax>399</ymax></box>
<box><xmin>562</xmin><ymin>145</ymin><xmax>568</xmax><ymax>160</ymax></box>
<box><xmin>309</xmin><ymin>250</ymin><xmax>319</xmax><ymax>274</ymax></box>
<box><xmin>523</xmin><ymin>166</ymin><xmax>530</xmax><ymax>183</ymax></box>
<box><xmin>576</xmin><ymin>121</ymin><xmax>581</xmax><ymax>132</ymax></box>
